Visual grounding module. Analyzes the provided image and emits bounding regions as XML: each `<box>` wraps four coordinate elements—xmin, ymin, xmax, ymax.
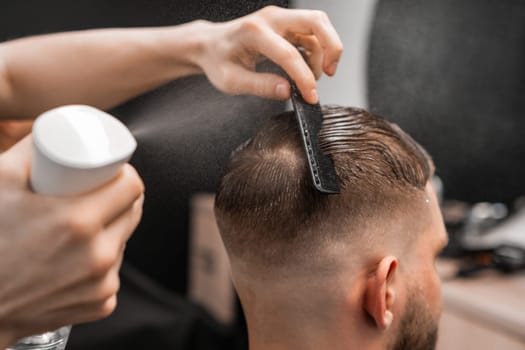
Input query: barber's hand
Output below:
<box><xmin>193</xmin><ymin>6</ymin><xmax>343</xmax><ymax>104</ymax></box>
<box><xmin>0</xmin><ymin>136</ymin><xmax>144</xmax><ymax>346</ymax></box>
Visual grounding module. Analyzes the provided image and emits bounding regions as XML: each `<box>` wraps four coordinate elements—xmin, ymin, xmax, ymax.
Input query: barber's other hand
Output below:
<box><xmin>192</xmin><ymin>6</ymin><xmax>343</xmax><ymax>104</ymax></box>
<box><xmin>0</xmin><ymin>136</ymin><xmax>144</xmax><ymax>347</ymax></box>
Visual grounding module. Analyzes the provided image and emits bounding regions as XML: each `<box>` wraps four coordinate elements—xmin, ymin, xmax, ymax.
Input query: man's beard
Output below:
<box><xmin>391</xmin><ymin>291</ymin><xmax>439</xmax><ymax>350</ymax></box>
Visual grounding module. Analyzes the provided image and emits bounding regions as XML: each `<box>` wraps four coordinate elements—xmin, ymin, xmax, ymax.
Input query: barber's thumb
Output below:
<box><xmin>0</xmin><ymin>135</ymin><xmax>33</xmax><ymax>178</ymax></box>
<box><xmin>259</xmin><ymin>74</ymin><xmax>291</xmax><ymax>100</ymax></box>
<box><xmin>228</xmin><ymin>69</ymin><xmax>291</xmax><ymax>101</ymax></box>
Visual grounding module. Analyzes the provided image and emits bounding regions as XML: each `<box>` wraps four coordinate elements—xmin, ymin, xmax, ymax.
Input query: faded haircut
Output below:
<box><xmin>215</xmin><ymin>106</ymin><xmax>434</xmax><ymax>267</ymax></box>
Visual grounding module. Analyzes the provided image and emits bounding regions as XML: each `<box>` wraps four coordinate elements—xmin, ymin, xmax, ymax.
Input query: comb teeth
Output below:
<box><xmin>290</xmin><ymin>82</ymin><xmax>340</xmax><ymax>194</ymax></box>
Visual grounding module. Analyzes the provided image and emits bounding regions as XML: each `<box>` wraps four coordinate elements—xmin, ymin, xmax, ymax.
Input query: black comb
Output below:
<box><xmin>290</xmin><ymin>81</ymin><xmax>340</xmax><ymax>194</ymax></box>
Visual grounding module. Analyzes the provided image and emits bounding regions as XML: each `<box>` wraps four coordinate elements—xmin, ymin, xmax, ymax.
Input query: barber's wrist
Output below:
<box><xmin>177</xmin><ymin>20</ymin><xmax>232</xmax><ymax>77</ymax></box>
<box><xmin>158</xmin><ymin>20</ymin><xmax>214</xmax><ymax>79</ymax></box>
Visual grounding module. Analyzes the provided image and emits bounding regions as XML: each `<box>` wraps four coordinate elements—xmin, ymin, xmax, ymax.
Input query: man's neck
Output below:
<box><xmin>245</xmin><ymin>310</ymin><xmax>386</xmax><ymax>350</ymax></box>
<box><xmin>245</xmin><ymin>314</ymin><xmax>368</xmax><ymax>350</ymax></box>
<box><xmin>248</xmin><ymin>332</ymin><xmax>335</xmax><ymax>350</ymax></box>
<box><xmin>237</xmin><ymin>272</ymin><xmax>381</xmax><ymax>350</ymax></box>
<box><xmin>249</xmin><ymin>334</ymin><xmax>382</xmax><ymax>350</ymax></box>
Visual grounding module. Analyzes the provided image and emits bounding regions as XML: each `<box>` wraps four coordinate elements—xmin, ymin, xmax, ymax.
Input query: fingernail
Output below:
<box><xmin>310</xmin><ymin>89</ymin><xmax>318</xmax><ymax>103</ymax></box>
<box><xmin>276</xmin><ymin>83</ymin><xmax>289</xmax><ymax>100</ymax></box>
<box><xmin>329</xmin><ymin>61</ymin><xmax>338</xmax><ymax>75</ymax></box>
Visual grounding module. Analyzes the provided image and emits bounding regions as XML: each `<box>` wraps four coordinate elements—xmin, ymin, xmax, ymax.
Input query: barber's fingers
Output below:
<box><xmin>264</xmin><ymin>7</ymin><xmax>343</xmax><ymax>75</ymax></box>
<box><xmin>12</xmin><ymin>253</ymin><xmax>123</xmax><ymax>335</ymax></box>
<box><xmin>52</xmin><ymin>257</ymin><xmax>123</xmax><ymax>322</ymax></box>
<box><xmin>34</xmin><ymin>252</ymin><xmax>124</xmax><ymax>314</ymax></box>
<box><xmin>69</xmin><ymin>295</ymin><xmax>118</xmax><ymax>324</ymax></box>
<box><xmin>104</xmin><ymin>192</ymin><xmax>144</xmax><ymax>246</ymax></box>
<box><xmin>23</xmin><ymin>201</ymin><xmax>137</xmax><ymax>315</ymax></box>
<box><xmin>67</xmin><ymin>164</ymin><xmax>144</xmax><ymax>229</ymax></box>
<box><xmin>76</xmin><ymin>193</ymin><xmax>142</xmax><ymax>279</ymax></box>
<box><xmin>2</xmin><ymin>138</ymin><xmax>144</xmax><ymax>237</ymax></box>
<box><xmin>16</xmin><ymin>206</ymin><xmax>134</xmax><ymax>326</ymax></box>
<box><xmin>247</xmin><ymin>28</ymin><xmax>317</xmax><ymax>103</ymax></box>
<box><xmin>218</xmin><ymin>63</ymin><xmax>291</xmax><ymax>100</ymax></box>
<box><xmin>288</xmin><ymin>33</ymin><xmax>324</xmax><ymax>80</ymax></box>
<box><xmin>41</xmin><ymin>295</ymin><xmax>118</xmax><ymax>331</ymax></box>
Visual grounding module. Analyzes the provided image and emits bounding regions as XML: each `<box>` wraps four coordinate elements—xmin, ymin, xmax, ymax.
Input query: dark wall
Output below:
<box><xmin>1</xmin><ymin>0</ymin><xmax>286</xmax><ymax>39</ymax></box>
<box><xmin>369</xmin><ymin>0</ymin><xmax>525</xmax><ymax>204</ymax></box>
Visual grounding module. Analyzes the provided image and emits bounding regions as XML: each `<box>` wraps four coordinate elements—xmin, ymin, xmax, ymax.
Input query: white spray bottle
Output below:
<box><xmin>10</xmin><ymin>105</ymin><xmax>136</xmax><ymax>350</ymax></box>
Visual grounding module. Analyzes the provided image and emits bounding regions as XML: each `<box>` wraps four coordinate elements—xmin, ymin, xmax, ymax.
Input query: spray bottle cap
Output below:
<box><xmin>31</xmin><ymin>105</ymin><xmax>136</xmax><ymax>196</ymax></box>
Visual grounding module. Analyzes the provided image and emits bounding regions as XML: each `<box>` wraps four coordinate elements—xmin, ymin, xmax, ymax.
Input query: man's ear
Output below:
<box><xmin>364</xmin><ymin>256</ymin><xmax>398</xmax><ymax>330</ymax></box>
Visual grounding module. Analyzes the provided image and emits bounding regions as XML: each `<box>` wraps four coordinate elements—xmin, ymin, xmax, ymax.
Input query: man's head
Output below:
<box><xmin>215</xmin><ymin>106</ymin><xmax>448</xmax><ymax>350</ymax></box>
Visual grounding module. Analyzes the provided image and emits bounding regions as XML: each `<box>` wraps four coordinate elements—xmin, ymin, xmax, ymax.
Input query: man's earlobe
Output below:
<box><xmin>364</xmin><ymin>256</ymin><xmax>398</xmax><ymax>331</ymax></box>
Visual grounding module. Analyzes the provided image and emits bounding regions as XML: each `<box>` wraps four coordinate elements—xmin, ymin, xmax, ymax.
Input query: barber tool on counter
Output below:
<box><xmin>10</xmin><ymin>105</ymin><xmax>136</xmax><ymax>350</ymax></box>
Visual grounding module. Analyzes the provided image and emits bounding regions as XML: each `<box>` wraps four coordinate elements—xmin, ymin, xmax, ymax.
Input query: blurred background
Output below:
<box><xmin>1</xmin><ymin>0</ymin><xmax>524</xmax><ymax>349</ymax></box>
<box><xmin>294</xmin><ymin>0</ymin><xmax>375</xmax><ymax>107</ymax></box>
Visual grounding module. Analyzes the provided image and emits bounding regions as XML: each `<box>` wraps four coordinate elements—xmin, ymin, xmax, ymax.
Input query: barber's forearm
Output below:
<box><xmin>0</xmin><ymin>22</ymin><xmax>206</xmax><ymax>120</ymax></box>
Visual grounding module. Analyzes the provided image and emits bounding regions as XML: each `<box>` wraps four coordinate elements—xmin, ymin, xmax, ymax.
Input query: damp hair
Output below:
<box><xmin>214</xmin><ymin>106</ymin><xmax>434</xmax><ymax>267</ymax></box>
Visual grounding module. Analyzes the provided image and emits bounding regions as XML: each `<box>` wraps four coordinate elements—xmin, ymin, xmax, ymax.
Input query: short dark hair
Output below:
<box><xmin>215</xmin><ymin>106</ymin><xmax>434</xmax><ymax>267</ymax></box>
